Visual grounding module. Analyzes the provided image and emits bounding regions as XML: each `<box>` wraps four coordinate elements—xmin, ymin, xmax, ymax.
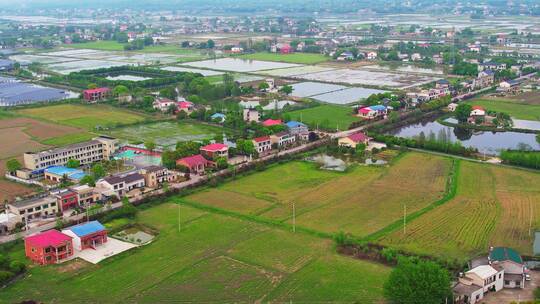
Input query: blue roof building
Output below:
<box><xmin>286</xmin><ymin>121</ymin><xmax>307</xmax><ymax>129</ymax></box>
<box><xmin>210</xmin><ymin>113</ymin><xmax>226</xmax><ymax>122</ymax></box>
<box><xmin>44</xmin><ymin>166</ymin><xmax>87</xmax><ymax>182</ymax></box>
<box><xmin>369</xmin><ymin>105</ymin><xmax>387</xmax><ymax>111</ymax></box>
<box><xmin>68</xmin><ymin>221</ymin><xmax>106</xmax><ymax>237</ymax></box>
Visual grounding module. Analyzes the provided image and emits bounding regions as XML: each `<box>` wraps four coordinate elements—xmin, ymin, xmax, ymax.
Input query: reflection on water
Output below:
<box><xmin>306</xmin><ymin>154</ymin><xmax>348</xmax><ymax>171</ymax></box>
<box><xmin>388</xmin><ymin>118</ymin><xmax>540</xmax><ymax>155</ymax></box>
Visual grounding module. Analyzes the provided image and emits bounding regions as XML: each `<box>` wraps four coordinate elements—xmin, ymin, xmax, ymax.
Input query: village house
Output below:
<box><xmin>70</xmin><ymin>185</ymin><xmax>99</xmax><ymax>207</ymax></box>
<box><xmin>286</xmin><ymin>121</ymin><xmax>309</xmax><ymax>140</ymax></box>
<box><xmin>252</xmin><ymin>136</ymin><xmax>272</xmax><ymax>154</ymax></box>
<box><xmin>497</xmin><ymin>79</ymin><xmax>521</xmax><ymax>94</ymax></box>
<box><xmin>176</xmin><ymin>154</ymin><xmax>209</xmax><ymax>174</ymax></box>
<box><xmin>337</xmin><ymin>51</ymin><xmax>355</xmax><ymax>61</ymax></box>
<box><xmin>478</xmin><ymin>62</ymin><xmax>507</xmax><ymax>72</ymax></box>
<box><xmin>358</xmin><ymin>105</ymin><xmax>388</xmax><ymax>119</ymax></box>
<box><xmin>8</xmin><ymin>195</ymin><xmax>58</xmax><ymax>222</ymax></box>
<box><xmin>453</xmin><ymin>264</ymin><xmax>504</xmax><ymax>304</ymax></box>
<box><xmin>210</xmin><ymin>113</ymin><xmax>226</xmax><ymax>123</ymax></box>
<box><xmin>83</xmin><ymin>87</ymin><xmax>110</xmax><ymax>103</ymax></box>
<box><xmin>0</xmin><ymin>213</ymin><xmax>22</xmax><ymax>236</ymax></box>
<box><xmin>338</xmin><ymin>132</ymin><xmax>370</xmax><ymax>149</ymax></box>
<box><xmin>475</xmin><ymin>70</ymin><xmax>495</xmax><ymax>89</ymax></box>
<box><xmin>243</xmin><ymin>108</ymin><xmax>261</xmax><ymax>123</ymax></box>
<box><xmin>200</xmin><ymin>143</ymin><xmax>229</xmax><ymax>160</ymax></box>
<box><xmin>435</xmin><ymin>79</ymin><xmax>450</xmax><ymax>89</ymax></box>
<box><xmin>96</xmin><ymin>173</ymin><xmax>145</xmax><ymax>198</ymax></box>
<box><xmin>23</xmin><ymin>136</ymin><xmax>118</xmax><ymax>172</ymax></box>
<box><xmin>489</xmin><ymin>247</ymin><xmax>526</xmax><ymax>289</ymax></box>
<box><xmin>62</xmin><ymin>221</ymin><xmax>107</xmax><ymax>251</ymax></box>
<box><xmin>270</xmin><ymin>131</ymin><xmax>296</xmax><ymax>147</ymax></box>
<box><xmin>262</xmin><ymin>119</ymin><xmax>282</xmax><ymax>127</ymax></box>
<box><xmin>448</xmin><ymin>103</ymin><xmax>458</xmax><ymax>112</ymax></box>
<box><xmin>152</xmin><ymin>97</ymin><xmax>177</xmax><ymax>112</ymax></box>
<box><xmin>139</xmin><ymin>165</ymin><xmax>171</xmax><ymax>188</ymax></box>
<box><xmin>468</xmin><ymin>106</ymin><xmax>486</xmax><ymax>123</ymax></box>
<box><xmin>366</xmin><ymin>51</ymin><xmax>377</xmax><ymax>60</ymax></box>
<box><xmin>177</xmin><ymin>101</ymin><xmax>195</xmax><ymax>114</ymax></box>
<box><xmin>25</xmin><ymin>230</ymin><xmax>74</xmax><ymax>265</ymax></box>
<box><xmin>54</xmin><ymin>189</ymin><xmax>78</xmax><ymax>212</ymax></box>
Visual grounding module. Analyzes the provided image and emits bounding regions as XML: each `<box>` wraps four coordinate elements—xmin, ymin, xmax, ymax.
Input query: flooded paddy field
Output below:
<box><xmin>289</xmin><ymin>81</ymin><xmax>387</xmax><ymax>104</ymax></box>
<box><xmin>182</xmin><ymin>57</ymin><xmax>300</xmax><ymax>72</ymax></box>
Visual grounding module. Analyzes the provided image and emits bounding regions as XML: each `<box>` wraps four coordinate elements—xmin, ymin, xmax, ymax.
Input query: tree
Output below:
<box><xmin>258</xmin><ymin>82</ymin><xmax>270</xmax><ymax>92</ymax></box>
<box><xmin>207</xmin><ymin>39</ymin><xmax>215</xmax><ymax>49</ymax></box>
<box><xmin>91</xmin><ymin>163</ymin><xmax>105</xmax><ymax>179</ymax></box>
<box><xmin>66</xmin><ymin>159</ymin><xmax>80</xmax><ymax>168</ymax></box>
<box><xmin>87</xmin><ymin>83</ymin><xmax>98</xmax><ymax>89</ymax></box>
<box><xmin>384</xmin><ymin>257</ymin><xmax>451</xmax><ymax>304</ymax></box>
<box><xmin>113</xmin><ymin>85</ymin><xmax>129</xmax><ymax>96</ymax></box>
<box><xmin>80</xmin><ymin>175</ymin><xmax>96</xmax><ymax>186</ymax></box>
<box><xmin>455</xmin><ymin>103</ymin><xmax>472</xmax><ymax>123</ymax></box>
<box><xmin>145</xmin><ymin>140</ymin><xmax>156</xmax><ymax>152</ymax></box>
<box><xmin>279</xmin><ymin>85</ymin><xmax>293</xmax><ymax>95</ymax></box>
<box><xmin>216</xmin><ymin>157</ymin><xmax>228</xmax><ymax>170</ymax></box>
<box><xmin>6</xmin><ymin>158</ymin><xmax>21</xmax><ymax>174</ymax></box>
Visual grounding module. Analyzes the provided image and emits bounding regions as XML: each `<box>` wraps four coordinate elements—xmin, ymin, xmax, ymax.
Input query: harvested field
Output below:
<box><xmin>0</xmin><ymin>117</ymin><xmax>83</xmax><ymax>140</ymax></box>
<box><xmin>0</xmin><ymin>127</ymin><xmax>48</xmax><ymax>159</ymax></box>
<box><xmin>378</xmin><ymin>161</ymin><xmax>540</xmax><ymax>261</ymax></box>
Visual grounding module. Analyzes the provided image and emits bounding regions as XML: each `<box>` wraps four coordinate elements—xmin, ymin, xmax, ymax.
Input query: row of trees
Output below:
<box><xmin>500</xmin><ymin>150</ymin><xmax>540</xmax><ymax>169</ymax></box>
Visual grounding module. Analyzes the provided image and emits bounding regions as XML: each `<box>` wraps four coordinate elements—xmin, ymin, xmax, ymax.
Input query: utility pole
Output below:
<box><xmin>293</xmin><ymin>202</ymin><xmax>296</xmax><ymax>232</ymax></box>
<box><xmin>178</xmin><ymin>203</ymin><xmax>181</xmax><ymax>233</ymax></box>
<box><xmin>403</xmin><ymin>204</ymin><xmax>407</xmax><ymax>234</ymax></box>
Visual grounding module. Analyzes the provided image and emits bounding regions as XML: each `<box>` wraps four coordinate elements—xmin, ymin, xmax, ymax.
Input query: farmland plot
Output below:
<box><xmin>379</xmin><ymin>161</ymin><xmax>540</xmax><ymax>260</ymax></box>
<box><xmin>2</xmin><ymin>203</ymin><xmax>389</xmax><ymax>303</ymax></box>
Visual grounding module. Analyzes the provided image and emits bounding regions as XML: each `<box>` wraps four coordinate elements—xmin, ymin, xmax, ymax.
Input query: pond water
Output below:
<box><xmin>512</xmin><ymin>119</ymin><xmax>540</xmax><ymax>131</ymax></box>
<box><xmin>306</xmin><ymin>154</ymin><xmax>347</xmax><ymax>171</ymax></box>
<box><xmin>388</xmin><ymin>118</ymin><xmax>540</xmax><ymax>155</ymax></box>
<box><xmin>365</xmin><ymin>158</ymin><xmax>388</xmax><ymax>165</ymax></box>
<box><xmin>311</xmin><ymin>87</ymin><xmax>388</xmax><ymax>104</ymax></box>
<box><xmin>106</xmin><ymin>75</ymin><xmax>152</xmax><ymax>81</ymax></box>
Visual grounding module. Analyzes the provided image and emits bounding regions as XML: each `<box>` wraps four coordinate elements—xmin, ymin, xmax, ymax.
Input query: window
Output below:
<box><xmin>51</xmin><ymin>202</ymin><xmax>56</xmax><ymax>207</ymax></box>
<box><xmin>499</xmin><ymin>274</ymin><xmax>502</xmax><ymax>279</ymax></box>
<box><xmin>505</xmin><ymin>280</ymin><xmax>510</xmax><ymax>285</ymax></box>
<box><xmin>476</xmin><ymin>294</ymin><xmax>480</xmax><ymax>300</ymax></box>
<box><xmin>516</xmin><ymin>281</ymin><xmax>521</xmax><ymax>286</ymax></box>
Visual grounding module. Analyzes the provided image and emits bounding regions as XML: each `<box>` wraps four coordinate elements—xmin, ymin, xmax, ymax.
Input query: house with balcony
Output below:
<box><xmin>25</xmin><ymin>230</ymin><xmax>74</xmax><ymax>265</ymax></box>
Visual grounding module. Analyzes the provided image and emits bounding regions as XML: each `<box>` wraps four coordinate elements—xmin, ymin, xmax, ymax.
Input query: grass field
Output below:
<box><xmin>469</xmin><ymin>98</ymin><xmax>540</xmax><ymax>121</ymax></box>
<box><xmin>62</xmin><ymin>40</ymin><xmax>126</xmax><ymax>51</ymax></box>
<box><xmin>63</xmin><ymin>41</ymin><xmax>207</xmax><ymax>59</ymax></box>
<box><xmin>1</xmin><ymin>202</ymin><xmax>390</xmax><ymax>303</ymax></box>
<box><xmin>185</xmin><ymin>153</ymin><xmax>451</xmax><ymax>237</ymax></box>
<box><xmin>287</xmin><ymin>104</ymin><xmax>360</xmax><ymax>131</ymax></box>
<box><xmin>107</xmin><ymin>121</ymin><xmax>227</xmax><ymax>148</ymax></box>
<box><xmin>239</xmin><ymin>52</ymin><xmax>330</xmax><ymax>64</ymax></box>
<box><xmin>379</xmin><ymin>161</ymin><xmax>540</xmax><ymax>261</ymax></box>
<box><xmin>17</xmin><ymin>104</ymin><xmax>148</xmax><ymax>131</ymax></box>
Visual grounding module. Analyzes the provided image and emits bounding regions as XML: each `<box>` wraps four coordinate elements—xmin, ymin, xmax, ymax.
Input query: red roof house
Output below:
<box><xmin>55</xmin><ymin>190</ymin><xmax>78</xmax><ymax>212</ymax></box>
<box><xmin>83</xmin><ymin>87</ymin><xmax>110</xmax><ymax>102</ymax></box>
<box><xmin>200</xmin><ymin>143</ymin><xmax>229</xmax><ymax>160</ymax></box>
<box><xmin>176</xmin><ymin>154</ymin><xmax>209</xmax><ymax>174</ymax></box>
<box><xmin>280</xmin><ymin>44</ymin><xmax>293</xmax><ymax>54</ymax></box>
<box><xmin>25</xmin><ymin>230</ymin><xmax>74</xmax><ymax>265</ymax></box>
<box><xmin>177</xmin><ymin>101</ymin><xmax>195</xmax><ymax>114</ymax></box>
<box><xmin>262</xmin><ymin>119</ymin><xmax>283</xmax><ymax>127</ymax></box>
<box><xmin>338</xmin><ymin>132</ymin><xmax>370</xmax><ymax>148</ymax></box>
<box><xmin>252</xmin><ymin>136</ymin><xmax>272</xmax><ymax>154</ymax></box>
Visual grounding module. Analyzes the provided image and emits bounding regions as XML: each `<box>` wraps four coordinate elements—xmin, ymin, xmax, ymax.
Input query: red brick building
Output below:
<box><xmin>55</xmin><ymin>189</ymin><xmax>79</xmax><ymax>212</ymax></box>
<box><xmin>176</xmin><ymin>154</ymin><xmax>209</xmax><ymax>174</ymax></box>
<box><xmin>25</xmin><ymin>230</ymin><xmax>74</xmax><ymax>265</ymax></box>
<box><xmin>83</xmin><ymin>87</ymin><xmax>110</xmax><ymax>102</ymax></box>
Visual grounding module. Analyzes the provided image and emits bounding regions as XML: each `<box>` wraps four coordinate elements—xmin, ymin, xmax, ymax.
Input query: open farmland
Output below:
<box><xmin>469</xmin><ymin>98</ymin><xmax>540</xmax><ymax>121</ymax></box>
<box><xmin>107</xmin><ymin>121</ymin><xmax>227</xmax><ymax>148</ymax></box>
<box><xmin>1</xmin><ymin>203</ymin><xmax>389</xmax><ymax>303</ymax></box>
<box><xmin>238</xmin><ymin>52</ymin><xmax>330</xmax><ymax>64</ymax></box>
<box><xmin>184</xmin><ymin>153</ymin><xmax>451</xmax><ymax>237</ymax></box>
<box><xmin>17</xmin><ymin>104</ymin><xmax>148</xmax><ymax>130</ymax></box>
<box><xmin>287</xmin><ymin>104</ymin><xmax>360</xmax><ymax>131</ymax></box>
<box><xmin>378</xmin><ymin>161</ymin><xmax>540</xmax><ymax>261</ymax></box>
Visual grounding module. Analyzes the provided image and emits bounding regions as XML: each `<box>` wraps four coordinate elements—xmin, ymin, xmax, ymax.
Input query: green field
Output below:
<box><xmin>40</xmin><ymin>131</ymin><xmax>96</xmax><ymax>146</ymax></box>
<box><xmin>185</xmin><ymin>153</ymin><xmax>451</xmax><ymax>237</ymax></box>
<box><xmin>287</xmin><ymin>104</ymin><xmax>360</xmax><ymax>131</ymax></box>
<box><xmin>107</xmin><ymin>121</ymin><xmax>227</xmax><ymax>148</ymax></box>
<box><xmin>2</xmin><ymin>202</ymin><xmax>389</xmax><ymax>303</ymax></box>
<box><xmin>239</xmin><ymin>52</ymin><xmax>330</xmax><ymax>64</ymax></box>
<box><xmin>469</xmin><ymin>98</ymin><xmax>540</xmax><ymax>121</ymax></box>
<box><xmin>62</xmin><ymin>40</ymin><xmax>127</xmax><ymax>51</ymax></box>
<box><xmin>17</xmin><ymin>104</ymin><xmax>149</xmax><ymax>130</ymax></box>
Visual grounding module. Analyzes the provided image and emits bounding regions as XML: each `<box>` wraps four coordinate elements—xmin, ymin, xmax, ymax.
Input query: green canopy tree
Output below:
<box><xmin>279</xmin><ymin>85</ymin><xmax>293</xmax><ymax>95</ymax></box>
<box><xmin>455</xmin><ymin>103</ymin><xmax>472</xmax><ymax>123</ymax></box>
<box><xmin>384</xmin><ymin>257</ymin><xmax>452</xmax><ymax>304</ymax></box>
<box><xmin>6</xmin><ymin>159</ymin><xmax>21</xmax><ymax>174</ymax></box>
